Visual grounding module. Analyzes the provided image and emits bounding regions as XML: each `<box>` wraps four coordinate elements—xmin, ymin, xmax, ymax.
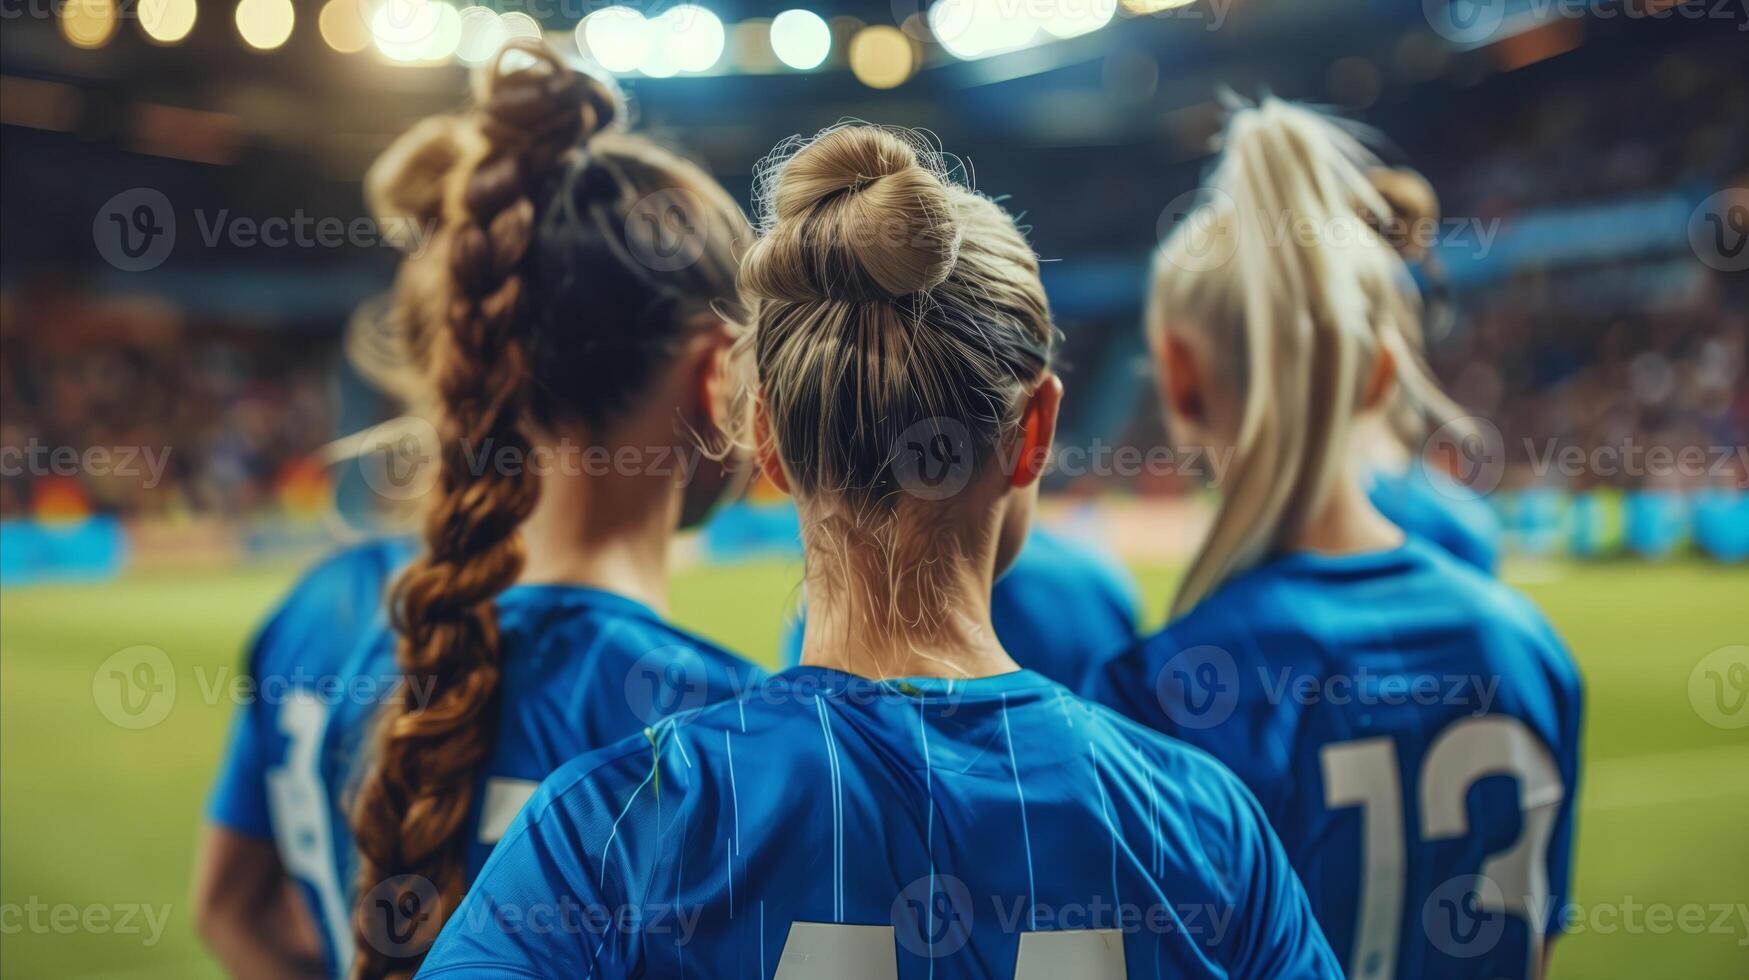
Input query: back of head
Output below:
<box><xmin>737</xmin><ymin>125</ymin><xmax>1054</xmax><ymax>626</ymax></box>
<box><xmin>347</xmin><ymin>41</ymin><xmax>750</xmax><ymax>979</ymax></box>
<box><xmin>1363</xmin><ymin>165</ymin><xmax>1468</xmax><ymax>446</ymax></box>
<box><xmin>1151</xmin><ymin>98</ymin><xmax>1464</xmax><ymax>617</ymax></box>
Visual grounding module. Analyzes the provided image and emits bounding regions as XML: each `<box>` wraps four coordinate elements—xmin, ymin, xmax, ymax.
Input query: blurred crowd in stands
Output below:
<box><xmin>0</xmin><ymin>285</ymin><xmax>335</xmax><ymax>519</ymax></box>
<box><xmin>2</xmin><ymin>34</ymin><xmax>1745</xmax><ymax>521</ymax></box>
<box><xmin>1415</xmin><ymin>43</ymin><xmax>1744</xmax><ymax>218</ymax></box>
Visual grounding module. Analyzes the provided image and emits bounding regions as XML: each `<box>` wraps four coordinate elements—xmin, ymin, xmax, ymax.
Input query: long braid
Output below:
<box><xmin>348</xmin><ymin>42</ymin><xmax>611</xmax><ymax>980</ymax></box>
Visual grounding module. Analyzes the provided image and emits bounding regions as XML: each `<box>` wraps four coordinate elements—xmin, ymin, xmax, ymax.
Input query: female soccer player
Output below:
<box><xmin>1357</xmin><ymin>166</ymin><xmax>1503</xmax><ymax>573</ymax></box>
<box><xmin>1088</xmin><ymin>99</ymin><xmax>1583</xmax><ymax>980</ymax></box>
<box><xmin>194</xmin><ymin>43</ymin><xmax>763</xmax><ymax>978</ymax></box>
<box><xmin>415</xmin><ymin>124</ymin><xmax>1341</xmax><ymax>978</ymax></box>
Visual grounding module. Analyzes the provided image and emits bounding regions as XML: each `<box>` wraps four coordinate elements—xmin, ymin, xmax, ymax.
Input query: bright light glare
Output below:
<box><xmin>649</xmin><ymin>5</ymin><xmax>725</xmax><ymax>73</ymax></box>
<box><xmin>1120</xmin><ymin>0</ymin><xmax>1194</xmax><ymax>11</ymax></box>
<box><xmin>141</xmin><ymin>0</ymin><xmax>198</xmax><ymax>43</ymax></box>
<box><xmin>497</xmin><ymin>10</ymin><xmax>542</xmax><ymax>42</ymax></box>
<box><xmin>930</xmin><ymin>0</ymin><xmax>1029</xmax><ymax>60</ymax></box>
<box><xmin>579</xmin><ymin>6</ymin><xmax>648</xmax><ymax>73</ymax></box>
<box><xmin>235</xmin><ymin>0</ymin><xmax>295</xmax><ymax>50</ymax></box>
<box><xmin>931</xmin><ymin>0</ymin><xmax>1114</xmax><ymax>59</ymax></box>
<box><xmin>1041</xmin><ymin>0</ymin><xmax>1115</xmax><ymax>38</ymax></box>
<box><xmin>848</xmin><ymin>24</ymin><xmax>913</xmax><ymax>89</ymax></box>
<box><xmin>319</xmin><ymin>0</ymin><xmax>371</xmax><ymax>52</ymax></box>
<box><xmin>373</xmin><ymin>0</ymin><xmax>461</xmax><ymax>62</ymax></box>
<box><xmin>454</xmin><ymin>6</ymin><xmax>505</xmax><ymax>63</ymax></box>
<box><xmin>769</xmin><ymin>9</ymin><xmax>830</xmax><ymax>71</ymax></box>
<box><xmin>61</xmin><ymin>0</ymin><xmax>118</xmax><ymax>49</ymax></box>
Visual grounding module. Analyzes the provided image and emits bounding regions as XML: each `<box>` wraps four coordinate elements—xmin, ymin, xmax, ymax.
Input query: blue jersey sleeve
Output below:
<box><xmin>1540</xmin><ymin>625</ymin><xmax>1585</xmax><ymax>937</ymax></box>
<box><xmin>205</xmin><ymin>539</ymin><xmax>411</xmax><ymax>840</ymax></box>
<box><xmin>204</xmin><ymin>630</ymin><xmax>275</xmax><ymax>838</ymax></box>
<box><xmin>416</xmin><ymin>742</ymin><xmax>651</xmax><ymax>978</ymax></box>
<box><xmin>1218</xmin><ymin>771</ymin><xmax>1346</xmax><ymax>978</ymax></box>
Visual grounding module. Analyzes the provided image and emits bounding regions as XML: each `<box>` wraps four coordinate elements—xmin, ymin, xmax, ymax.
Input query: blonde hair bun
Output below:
<box><xmin>741</xmin><ymin>126</ymin><xmax>963</xmax><ymax>302</ymax></box>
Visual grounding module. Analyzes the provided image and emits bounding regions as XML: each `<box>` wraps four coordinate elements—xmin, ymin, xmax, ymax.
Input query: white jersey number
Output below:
<box><xmin>264</xmin><ymin>694</ymin><xmax>537</xmax><ymax>970</ymax></box>
<box><xmin>773</xmin><ymin>923</ymin><xmax>1125</xmax><ymax>978</ymax></box>
<box><xmin>1321</xmin><ymin>715</ymin><xmax>1564</xmax><ymax>980</ymax></box>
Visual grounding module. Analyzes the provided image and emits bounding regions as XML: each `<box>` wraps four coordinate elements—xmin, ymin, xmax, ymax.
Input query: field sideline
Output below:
<box><xmin>2</xmin><ymin>558</ymin><xmax>1746</xmax><ymax>977</ymax></box>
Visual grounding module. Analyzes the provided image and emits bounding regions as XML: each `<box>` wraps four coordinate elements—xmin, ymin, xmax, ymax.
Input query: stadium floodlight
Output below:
<box><xmin>319</xmin><ymin>0</ymin><xmax>372</xmax><ymax>53</ymax></box>
<box><xmin>455</xmin><ymin>6</ymin><xmax>507</xmax><ymax>64</ymax></box>
<box><xmin>60</xmin><ymin>0</ymin><xmax>117</xmax><ymax>48</ymax></box>
<box><xmin>770</xmin><ymin>9</ymin><xmax>831</xmax><ymax>71</ymax></box>
<box><xmin>1041</xmin><ymin>0</ymin><xmax>1116</xmax><ymax>39</ymax></box>
<box><xmin>929</xmin><ymin>0</ymin><xmax>1037</xmax><ymax>61</ymax></box>
<box><xmin>848</xmin><ymin>25</ymin><xmax>914</xmax><ymax>88</ymax></box>
<box><xmin>235</xmin><ymin>0</ymin><xmax>295</xmax><ymax>50</ymax></box>
<box><xmin>140</xmin><ymin>0</ymin><xmax>198</xmax><ymax>44</ymax></box>
<box><xmin>497</xmin><ymin>11</ymin><xmax>543</xmax><ymax>43</ymax></box>
<box><xmin>651</xmin><ymin>5</ymin><xmax>725</xmax><ymax>74</ymax></box>
<box><xmin>374</xmin><ymin>0</ymin><xmax>462</xmax><ymax>63</ymax></box>
<box><xmin>579</xmin><ymin>6</ymin><xmax>650</xmax><ymax>74</ymax></box>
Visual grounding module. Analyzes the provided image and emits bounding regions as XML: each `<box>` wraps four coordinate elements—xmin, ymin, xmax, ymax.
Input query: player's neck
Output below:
<box><xmin>1287</xmin><ymin>471</ymin><xmax>1405</xmax><ymax>557</ymax></box>
<box><xmin>515</xmin><ymin>440</ymin><xmax>677</xmax><ymax>616</ymax></box>
<box><xmin>797</xmin><ymin>546</ymin><xmax>1021</xmax><ymax>681</ymax></box>
<box><xmin>1354</xmin><ymin>413</ymin><xmax>1413</xmax><ymax>475</ymax></box>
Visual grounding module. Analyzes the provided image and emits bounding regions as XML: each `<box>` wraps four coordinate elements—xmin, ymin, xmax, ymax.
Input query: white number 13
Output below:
<box><xmin>1321</xmin><ymin>716</ymin><xmax>1563</xmax><ymax>980</ymax></box>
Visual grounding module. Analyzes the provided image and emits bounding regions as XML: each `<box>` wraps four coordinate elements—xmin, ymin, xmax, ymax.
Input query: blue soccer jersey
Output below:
<box><xmin>416</xmin><ymin>667</ymin><xmax>1343</xmax><ymax>979</ymax></box>
<box><xmin>780</xmin><ymin>527</ymin><xmax>1143</xmax><ymax>688</ymax></box>
<box><xmin>1086</xmin><ymin>540</ymin><xmax>1583</xmax><ymax>980</ymax></box>
<box><xmin>1368</xmin><ymin>462</ymin><xmax>1502</xmax><ymax>573</ymax></box>
<box><xmin>206</xmin><ymin>539</ymin><xmax>764</xmax><ymax>977</ymax></box>
<box><xmin>207</xmin><ymin>538</ymin><xmax>417</xmax><ymax>841</ymax></box>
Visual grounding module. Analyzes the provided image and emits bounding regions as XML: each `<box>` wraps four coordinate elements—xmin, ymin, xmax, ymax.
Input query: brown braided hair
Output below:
<box><xmin>344</xmin><ymin>40</ymin><xmax>748</xmax><ymax>980</ymax></box>
<box><xmin>347</xmin><ymin>42</ymin><xmax>614</xmax><ymax>979</ymax></box>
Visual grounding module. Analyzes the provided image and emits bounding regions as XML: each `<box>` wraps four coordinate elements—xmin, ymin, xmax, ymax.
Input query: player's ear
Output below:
<box><xmin>753</xmin><ymin>397</ymin><xmax>791</xmax><ymax>495</ymax></box>
<box><xmin>1160</xmin><ymin>331</ymin><xmax>1206</xmax><ymax>424</ymax></box>
<box><xmin>1363</xmin><ymin>343</ymin><xmax>1397</xmax><ymax>412</ymax></box>
<box><xmin>1010</xmin><ymin>373</ymin><xmax>1061</xmax><ymax>489</ymax></box>
<box><xmin>682</xmin><ymin>313</ymin><xmax>735</xmax><ymax>436</ymax></box>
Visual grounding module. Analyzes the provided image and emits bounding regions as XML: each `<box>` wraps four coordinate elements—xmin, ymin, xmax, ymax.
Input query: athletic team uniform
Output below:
<box><xmin>417</xmin><ymin>667</ymin><xmax>1343</xmax><ymax>979</ymax></box>
<box><xmin>1087</xmin><ymin>539</ymin><xmax>1582</xmax><ymax>980</ymax></box>
<box><xmin>1368</xmin><ymin>462</ymin><xmax>1502</xmax><ymax>573</ymax></box>
<box><xmin>781</xmin><ymin>527</ymin><xmax>1143</xmax><ymax>688</ymax></box>
<box><xmin>206</xmin><ymin>539</ymin><xmax>762</xmax><ymax>976</ymax></box>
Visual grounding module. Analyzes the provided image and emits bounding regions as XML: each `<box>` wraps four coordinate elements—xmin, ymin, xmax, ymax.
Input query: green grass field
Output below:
<box><xmin>3</xmin><ymin>558</ymin><xmax>1746</xmax><ymax>977</ymax></box>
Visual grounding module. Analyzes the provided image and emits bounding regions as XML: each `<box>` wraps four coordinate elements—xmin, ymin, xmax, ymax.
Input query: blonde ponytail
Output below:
<box><xmin>1153</xmin><ymin>99</ymin><xmax>1464</xmax><ymax>617</ymax></box>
